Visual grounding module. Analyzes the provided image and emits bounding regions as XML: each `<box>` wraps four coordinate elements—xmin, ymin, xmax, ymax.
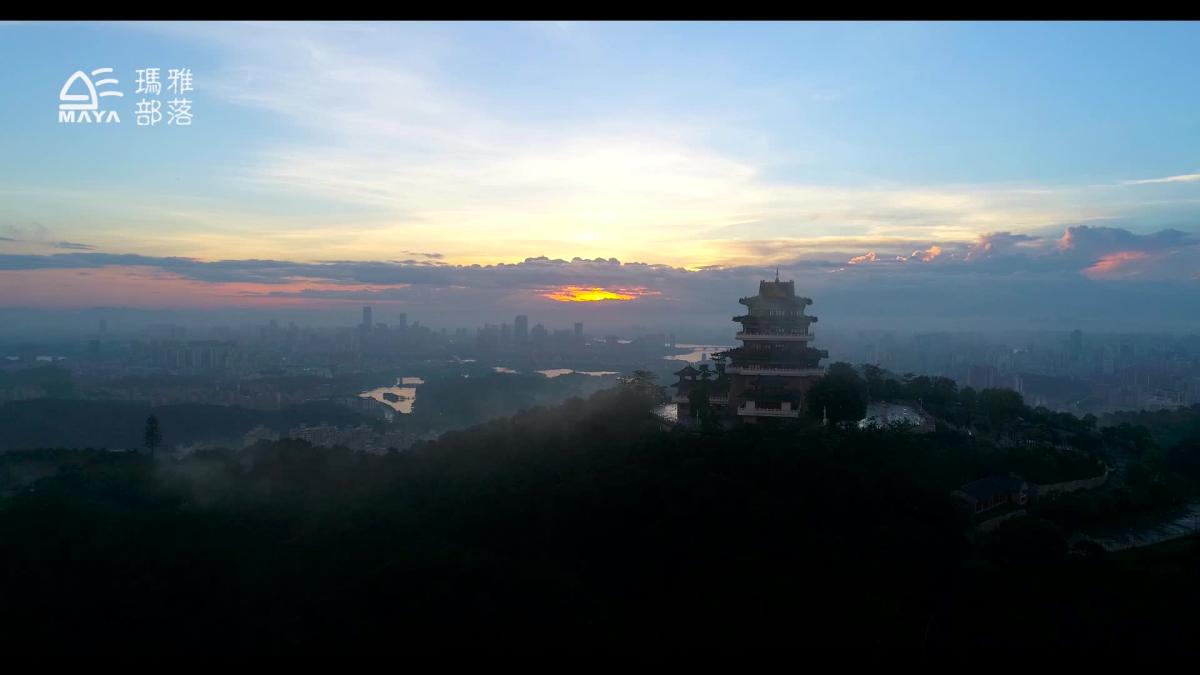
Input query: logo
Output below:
<box><xmin>56</xmin><ymin>66</ymin><xmax>194</xmax><ymax>126</ymax></box>
<box><xmin>58</xmin><ymin>68</ymin><xmax>124</xmax><ymax>123</ymax></box>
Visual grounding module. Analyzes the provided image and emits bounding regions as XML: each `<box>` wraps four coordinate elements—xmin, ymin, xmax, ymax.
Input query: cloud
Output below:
<box><xmin>1057</xmin><ymin>225</ymin><xmax>1195</xmax><ymax>255</ymax></box>
<box><xmin>964</xmin><ymin>231</ymin><xmax>1041</xmax><ymax>260</ymax></box>
<box><xmin>911</xmin><ymin>245</ymin><xmax>942</xmax><ymax>262</ymax></box>
<box><xmin>3</xmin><ymin>225</ymin><xmax>1199</xmax><ymax>333</ymax></box>
<box><xmin>1082</xmin><ymin>251</ymin><xmax>1152</xmax><ymax>279</ymax></box>
<box><xmin>541</xmin><ymin>286</ymin><xmax>661</xmax><ymax>303</ymax></box>
<box><xmin>4</xmin><ymin>225</ymin><xmax>1196</xmax><ymax>293</ymax></box>
<box><xmin>0</xmin><ymin>225</ymin><xmax>99</xmax><ymax>254</ymax></box>
<box><xmin>118</xmin><ymin>22</ymin><xmax>1177</xmax><ymax>269</ymax></box>
<box><xmin>1124</xmin><ymin>173</ymin><xmax>1200</xmax><ymax>185</ymax></box>
<box><xmin>824</xmin><ymin>225</ymin><xmax>1200</xmax><ymax>282</ymax></box>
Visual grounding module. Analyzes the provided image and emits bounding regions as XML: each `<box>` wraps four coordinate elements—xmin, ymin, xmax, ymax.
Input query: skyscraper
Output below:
<box><xmin>362</xmin><ymin>306</ymin><xmax>373</xmax><ymax>329</ymax></box>
<box><xmin>1069</xmin><ymin>329</ymin><xmax>1083</xmax><ymax>360</ymax></box>
<box><xmin>514</xmin><ymin>315</ymin><xmax>529</xmax><ymax>344</ymax></box>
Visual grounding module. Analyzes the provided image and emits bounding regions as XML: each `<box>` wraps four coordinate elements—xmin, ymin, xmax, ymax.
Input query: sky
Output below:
<box><xmin>1</xmin><ymin>21</ymin><xmax>1198</xmax><ymax>334</ymax></box>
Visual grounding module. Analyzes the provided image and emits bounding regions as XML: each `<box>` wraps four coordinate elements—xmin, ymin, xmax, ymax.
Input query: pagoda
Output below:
<box><xmin>671</xmin><ymin>362</ymin><xmax>730</xmax><ymax>421</ymax></box>
<box><xmin>721</xmin><ymin>272</ymin><xmax>827</xmax><ymax>422</ymax></box>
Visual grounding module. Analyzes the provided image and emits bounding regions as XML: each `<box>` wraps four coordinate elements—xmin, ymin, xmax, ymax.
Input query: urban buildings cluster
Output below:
<box><xmin>828</xmin><ymin>328</ymin><xmax>1200</xmax><ymax>415</ymax></box>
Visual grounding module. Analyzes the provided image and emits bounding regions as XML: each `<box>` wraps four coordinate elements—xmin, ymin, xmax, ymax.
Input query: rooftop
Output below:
<box><xmin>958</xmin><ymin>475</ymin><xmax>1028</xmax><ymax>501</ymax></box>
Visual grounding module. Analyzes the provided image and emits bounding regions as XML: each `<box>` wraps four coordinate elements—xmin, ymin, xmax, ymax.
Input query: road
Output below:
<box><xmin>1078</xmin><ymin>503</ymin><xmax>1200</xmax><ymax>552</ymax></box>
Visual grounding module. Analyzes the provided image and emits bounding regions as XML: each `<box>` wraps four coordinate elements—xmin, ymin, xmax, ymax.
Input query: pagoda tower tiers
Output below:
<box><xmin>721</xmin><ymin>274</ymin><xmax>828</xmax><ymax>422</ymax></box>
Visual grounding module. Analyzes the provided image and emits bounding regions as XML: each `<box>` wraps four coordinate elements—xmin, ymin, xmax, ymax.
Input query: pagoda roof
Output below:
<box><xmin>739</xmin><ymin>294</ymin><xmax>813</xmax><ymax>308</ymax></box>
<box><xmin>674</xmin><ymin>365</ymin><xmax>699</xmax><ymax>376</ymax></box>
<box><xmin>757</xmin><ymin>278</ymin><xmax>795</xmax><ymax>297</ymax></box>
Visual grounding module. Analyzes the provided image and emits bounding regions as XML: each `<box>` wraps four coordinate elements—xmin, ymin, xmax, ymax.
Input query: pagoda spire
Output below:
<box><xmin>775</xmin><ymin>267</ymin><xmax>779</xmax><ymax>282</ymax></box>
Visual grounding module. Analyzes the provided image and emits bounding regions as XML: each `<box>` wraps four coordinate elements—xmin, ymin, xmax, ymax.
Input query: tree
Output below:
<box><xmin>618</xmin><ymin>370</ymin><xmax>667</xmax><ymax>404</ymax></box>
<box><xmin>807</xmin><ymin>362</ymin><xmax>867</xmax><ymax>424</ymax></box>
<box><xmin>959</xmin><ymin>387</ymin><xmax>978</xmax><ymax>426</ymax></box>
<box><xmin>979</xmin><ymin>388</ymin><xmax>1023</xmax><ymax>434</ymax></box>
<box><xmin>862</xmin><ymin>363</ymin><xmax>886</xmax><ymax>399</ymax></box>
<box><xmin>709</xmin><ymin>352</ymin><xmax>726</xmax><ymax>377</ymax></box>
<box><xmin>1167</xmin><ymin>438</ymin><xmax>1200</xmax><ymax>484</ymax></box>
<box><xmin>143</xmin><ymin>414</ymin><xmax>162</xmax><ymax>457</ymax></box>
<box><xmin>685</xmin><ymin>365</ymin><xmax>716</xmax><ymax>424</ymax></box>
<box><xmin>688</xmin><ymin>385</ymin><xmax>712</xmax><ymax>421</ymax></box>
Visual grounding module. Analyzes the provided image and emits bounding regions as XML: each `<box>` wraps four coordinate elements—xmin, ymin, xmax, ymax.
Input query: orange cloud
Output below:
<box><xmin>849</xmin><ymin>250</ymin><xmax>919</xmax><ymax>264</ymax></box>
<box><xmin>540</xmin><ymin>286</ymin><xmax>659</xmax><ymax>302</ymax></box>
<box><xmin>1083</xmin><ymin>251</ymin><xmax>1152</xmax><ymax>279</ymax></box>
<box><xmin>913</xmin><ymin>245</ymin><xmax>943</xmax><ymax>262</ymax></box>
<box><xmin>0</xmin><ymin>266</ymin><xmax>409</xmax><ymax>308</ymax></box>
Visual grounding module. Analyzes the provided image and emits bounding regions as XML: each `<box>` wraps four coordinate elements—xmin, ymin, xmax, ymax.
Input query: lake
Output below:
<box><xmin>664</xmin><ymin>344</ymin><xmax>734</xmax><ymax>364</ymax></box>
<box><xmin>359</xmin><ymin>376</ymin><xmax>425</xmax><ymax>414</ymax></box>
<box><xmin>492</xmin><ymin>367</ymin><xmax>619</xmax><ymax>378</ymax></box>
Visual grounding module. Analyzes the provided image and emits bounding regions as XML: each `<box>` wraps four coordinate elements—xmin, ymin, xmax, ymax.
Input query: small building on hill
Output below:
<box><xmin>954</xmin><ymin>475</ymin><xmax>1031</xmax><ymax>516</ymax></box>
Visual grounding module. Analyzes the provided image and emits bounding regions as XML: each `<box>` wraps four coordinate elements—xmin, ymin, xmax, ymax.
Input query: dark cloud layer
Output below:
<box><xmin>0</xmin><ymin>226</ymin><xmax>1197</xmax><ymax>333</ymax></box>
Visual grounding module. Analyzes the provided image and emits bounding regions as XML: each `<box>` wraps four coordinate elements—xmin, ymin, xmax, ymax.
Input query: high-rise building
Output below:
<box><xmin>574</xmin><ymin>322</ymin><xmax>583</xmax><ymax>338</ymax></box>
<box><xmin>967</xmin><ymin>365</ymin><xmax>997</xmax><ymax>389</ymax></box>
<box><xmin>397</xmin><ymin>313</ymin><xmax>407</xmax><ymax>331</ymax></box>
<box><xmin>477</xmin><ymin>324</ymin><xmax>501</xmax><ymax>352</ymax></box>
<box><xmin>514</xmin><ymin>315</ymin><xmax>529</xmax><ymax>343</ymax></box>
<box><xmin>1069</xmin><ymin>329</ymin><xmax>1083</xmax><ymax>360</ymax></box>
<box><xmin>362</xmin><ymin>306</ymin><xmax>373</xmax><ymax>329</ymax></box>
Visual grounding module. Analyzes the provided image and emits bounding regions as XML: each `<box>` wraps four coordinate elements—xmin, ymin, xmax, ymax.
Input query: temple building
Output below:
<box><xmin>672</xmin><ymin>362</ymin><xmax>730</xmax><ymax>421</ymax></box>
<box><xmin>674</xmin><ymin>273</ymin><xmax>827</xmax><ymax>424</ymax></box>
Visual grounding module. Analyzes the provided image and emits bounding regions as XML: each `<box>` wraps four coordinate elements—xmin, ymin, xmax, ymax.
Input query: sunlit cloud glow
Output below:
<box><xmin>1083</xmin><ymin>251</ymin><xmax>1154</xmax><ymax>279</ymax></box>
<box><xmin>540</xmin><ymin>286</ymin><xmax>659</xmax><ymax>302</ymax></box>
<box><xmin>1</xmin><ymin>22</ymin><xmax>1200</xmax><ymax>328</ymax></box>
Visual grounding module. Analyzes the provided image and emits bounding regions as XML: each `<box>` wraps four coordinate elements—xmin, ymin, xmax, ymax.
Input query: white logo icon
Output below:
<box><xmin>58</xmin><ymin>68</ymin><xmax>123</xmax><ymax>123</ymax></box>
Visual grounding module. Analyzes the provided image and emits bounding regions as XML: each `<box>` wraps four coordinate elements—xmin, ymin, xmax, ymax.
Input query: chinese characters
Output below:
<box><xmin>136</xmin><ymin>67</ymin><xmax>193</xmax><ymax>126</ymax></box>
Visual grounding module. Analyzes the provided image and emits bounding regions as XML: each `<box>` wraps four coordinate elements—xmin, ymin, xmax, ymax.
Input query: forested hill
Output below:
<box><xmin>2</xmin><ymin>383</ymin><xmax>1200</xmax><ymax>651</ymax></box>
<box><xmin>0</xmin><ymin>398</ymin><xmax>371</xmax><ymax>451</ymax></box>
<box><xmin>0</xmin><ymin>370</ymin><xmax>615</xmax><ymax>451</ymax></box>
